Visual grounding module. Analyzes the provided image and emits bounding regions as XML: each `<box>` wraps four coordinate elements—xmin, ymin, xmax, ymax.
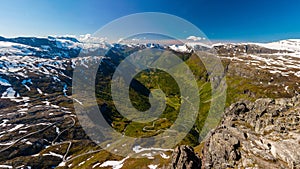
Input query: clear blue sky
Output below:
<box><xmin>1</xmin><ymin>0</ymin><xmax>300</xmax><ymax>42</ymax></box>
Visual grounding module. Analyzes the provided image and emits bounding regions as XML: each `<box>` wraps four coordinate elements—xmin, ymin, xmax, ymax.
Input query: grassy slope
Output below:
<box><xmin>62</xmin><ymin>50</ymin><xmax>295</xmax><ymax>168</ymax></box>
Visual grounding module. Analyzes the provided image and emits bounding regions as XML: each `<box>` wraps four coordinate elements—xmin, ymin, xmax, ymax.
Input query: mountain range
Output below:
<box><xmin>0</xmin><ymin>36</ymin><xmax>300</xmax><ymax>169</ymax></box>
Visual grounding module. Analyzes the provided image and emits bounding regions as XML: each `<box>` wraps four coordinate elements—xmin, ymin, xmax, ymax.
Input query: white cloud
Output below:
<box><xmin>186</xmin><ymin>36</ymin><xmax>203</xmax><ymax>41</ymax></box>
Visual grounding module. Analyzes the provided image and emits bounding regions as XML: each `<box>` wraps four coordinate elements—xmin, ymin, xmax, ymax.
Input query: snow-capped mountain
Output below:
<box><xmin>254</xmin><ymin>39</ymin><xmax>300</xmax><ymax>53</ymax></box>
<box><xmin>213</xmin><ymin>39</ymin><xmax>300</xmax><ymax>80</ymax></box>
<box><xmin>1</xmin><ymin>36</ymin><xmax>300</xmax><ymax>168</ymax></box>
<box><xmin>1</xmin><ymin>35</ymin><xmax>300</xmax><ymax>101</ymax></box>
<box><xmin>213</xmin><ymin>39</ymin><xmax>300</xmax><ymax>57</ymax></box>
<box><xmin>0</xmin><ymin>36</ymin><xmax>83</xmax><ymax>59</ymax></box>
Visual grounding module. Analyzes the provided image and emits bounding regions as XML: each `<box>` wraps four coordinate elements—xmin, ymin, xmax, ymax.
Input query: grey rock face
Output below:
<box><xmin>200</xmin><ymin>94</ymin><xmax>300</xmax><ymax>169</ymax></box>
<box><xmin>170</xmin><ymin>145</ymin><xmax>201</xmax><ymax>169</ymax></box>
<box><xmin>169</xmin><ymin>95</ymin><xmax>300</xmax><ymax>169</ymax></box>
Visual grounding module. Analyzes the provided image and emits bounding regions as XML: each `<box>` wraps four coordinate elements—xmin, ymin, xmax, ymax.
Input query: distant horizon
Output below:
<box><xmin>0</xmin><ymin>33</ymin><xmax>299</xmax><ymax>44</ymax></box>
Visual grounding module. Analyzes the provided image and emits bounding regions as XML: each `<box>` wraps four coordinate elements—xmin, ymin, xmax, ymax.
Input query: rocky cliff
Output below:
<box><xmin>170</xmin><ymin>94</ymin><xmax>300</xmax><ymax>169</ymax></box>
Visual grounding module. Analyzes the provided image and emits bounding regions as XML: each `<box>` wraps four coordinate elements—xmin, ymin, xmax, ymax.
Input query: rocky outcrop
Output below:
<box><xmin>200</xmin><ymin>94</ymin><xmax>300</xmax><ymax>169</ymax></box>
<box><xmin>169</xmin><ymin>94</ymin><xmax>300</xmax><ymax>169</ymax></box>
<box><xmin>170</xmin><ymin>145</ymin><xmax>201</xmax><ymax>169</ymax></box>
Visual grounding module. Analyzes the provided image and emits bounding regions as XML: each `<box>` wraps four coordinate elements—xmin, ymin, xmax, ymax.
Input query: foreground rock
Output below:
<box><xmin>198</xmin><ymin>94</ymin><xmax>300</xmax><ymax>169</ymax></box>
<box><xmin>170</xmin><ymin>145</ymin><xmax>201</xmax><ymax>169</ymax></box>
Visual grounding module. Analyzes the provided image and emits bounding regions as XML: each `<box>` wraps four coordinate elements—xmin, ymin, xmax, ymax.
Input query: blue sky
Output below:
<box><xmin>0</xmin><ymin>0</ymin><xmax>300</xmax><ymax>42</ymax></box>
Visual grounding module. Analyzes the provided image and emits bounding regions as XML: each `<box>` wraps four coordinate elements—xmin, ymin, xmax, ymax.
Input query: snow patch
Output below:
<box><xmin>21</xmin><ymin>79</ymin><xmax>32</xmax><ymax>91</ymax></box>
<box><xmin>148</xmin><ymin>164</ymin><xmax>158</xmax><ymax>169</ymax></box>
<box><xmin>132</xmin><ymin>145</ymin><xmax>173</xmax><ymax>153</ymax></box>
<box><xmin>160</xmin><ymin>152</ymin><xmax>170</xmax><ymax>159</ymax></box>
<box><xmin>78</xmin><ymin>161</ymin><xmax>86</xmax><ymax>166</ymax></box>
<box><xmin>92</xmin><ymin>163</ymin><xmax>101</xmax><ymax>168</ymax></box>
<box><xmin>1</xmin><ymin>87</ymin><xmax>16</xmax><ymax>98</ymax></box>
<box><xmin>8</xmin><ymin>124</ymin><xmax>24</xmax><ymax>132</ymax></box>
<box><xmin>58</xmin><ymin>162</ymin><xmax>66</xmax><ymax>167</ymax></box>
<box><xmin>0</xmin><ymin>77</ymin><xmax>11</xmax><ymax>86</ymax></box>
<box><xmin>169</xmin><ymin>44</ymin><xmax>192</xmax><ymax>53</ymax></box>
<box><xmin>0</xmin><ymin>165</ymin><xmax>13</xmax><ymax>169</ymax></box>
<box><xmin>99</xmin><ymin>156</ymin><xmax>129</xmax><ymax>169</ymax></box>
<box><xmin>37</xmin><ymin>88</ymin><xmax>43</xmax><ymax>94</ymax></box>
<box><xmin>42</xmin><ymin>152</ymin><xmax>63</xmax><ymax>159</ymax></box>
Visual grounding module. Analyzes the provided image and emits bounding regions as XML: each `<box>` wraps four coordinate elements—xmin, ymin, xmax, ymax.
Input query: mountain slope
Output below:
<box><xmin>0</xmin><ymin>36</ymin><xmax>300</xmax><ymax>168</ymax></box>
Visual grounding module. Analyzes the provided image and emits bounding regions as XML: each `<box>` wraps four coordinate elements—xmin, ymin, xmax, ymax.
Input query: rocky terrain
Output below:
<box><xmin>201</xmin><ymin>94</ymin><xmax>300</xmax><ymax>169</ymax></box>
<box><xmin>0</xmin><ymin>36</ymin><xmax>300</xmax><ymax>168</ymax></box>
<box><xmin>171</xmin><ymin>94</ymin><xmax>300</xmax><ymax>169</ymax></box>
